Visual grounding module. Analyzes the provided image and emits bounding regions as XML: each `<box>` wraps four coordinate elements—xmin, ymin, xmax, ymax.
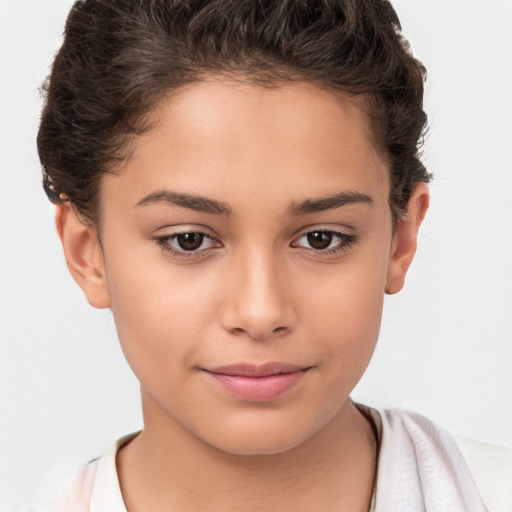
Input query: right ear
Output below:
<box><xmin>55</xmin><ymin>204</ymin><xmax>110</xmax><ymax>309</ymax></box>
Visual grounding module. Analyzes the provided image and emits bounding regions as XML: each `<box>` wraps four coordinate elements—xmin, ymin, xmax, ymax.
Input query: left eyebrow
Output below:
<box><xmin>287</xmin><ymin>191</ymin><xmax>373</xmax><ymax>216</ymax></box>
<box><xmin>135</xmin><ymin>190</ymin><xmax>233</xmax><ymax>216</ymax></box>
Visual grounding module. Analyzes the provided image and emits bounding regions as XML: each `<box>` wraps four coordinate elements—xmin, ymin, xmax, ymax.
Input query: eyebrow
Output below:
<box><xmin>136</xmin><ymin>189</ymin><xmax>372</xmax><ymax>217</ymax></box>
<box><xmin>136</xmin><ymin>190</ymin><xmax>233</xmax><ymax>216</ymax></box>
<box><xmin>287</xmin><ymin>191</ymin><xmax>373</xmax><ymax>216</ymax></box>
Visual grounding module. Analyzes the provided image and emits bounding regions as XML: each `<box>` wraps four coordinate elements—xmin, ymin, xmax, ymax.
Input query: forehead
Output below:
<box><xmin>105</xmin><ymin>77</ymin><xmax>390</xmax><ymax>211</ymax></box>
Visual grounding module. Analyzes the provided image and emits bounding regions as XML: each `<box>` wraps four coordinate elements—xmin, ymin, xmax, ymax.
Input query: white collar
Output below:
<box><xmin>90</xmin><ymin>432</ymin><xmax>137</xmax><ymax>512</ymax></box>
<box><xmin>87</xmin><ymin>409</ymin><xmax>487</xmax><ymax>512</ymax></box>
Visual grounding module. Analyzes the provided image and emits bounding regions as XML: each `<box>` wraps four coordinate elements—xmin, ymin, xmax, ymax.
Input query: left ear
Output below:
<box><xmin>385</xmin><ymin>182</ymin><xmax>430</xmax><ymax>294</ymax></box>
<box><xmin>55</xmin><ymin>203</ymin><xmax>111</xmax><ymax>309</ymax></box>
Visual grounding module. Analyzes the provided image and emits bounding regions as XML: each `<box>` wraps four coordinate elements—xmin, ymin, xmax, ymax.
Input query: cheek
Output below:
<box><xmin>103</xmin><ymin>244</ymin><xmax>220</xmax><ymax>386</ymax></box>
<box><xmin>300</xmin><ymin>249</ymin><xmax>389</xmax><ymax>371</ymax></box>
<box><xmin>307</xmin><ymin>281</ymin><xmax>383</xmax><ymax>363</ymax></box>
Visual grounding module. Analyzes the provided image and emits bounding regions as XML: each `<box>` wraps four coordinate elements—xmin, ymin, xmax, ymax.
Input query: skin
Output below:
<box><xmin>56</xmin><ymin>78</ymin><xmax>429</xmax><ymax>512</ymax></box>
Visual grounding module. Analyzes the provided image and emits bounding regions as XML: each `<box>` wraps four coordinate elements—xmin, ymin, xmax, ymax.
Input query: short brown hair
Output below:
<box><xmin>38</xmin><ymin>0</ymin><xmax>430</xmax><ymax>225</ymax></box>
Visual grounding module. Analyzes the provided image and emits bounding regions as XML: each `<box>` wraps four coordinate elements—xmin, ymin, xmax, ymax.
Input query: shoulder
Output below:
<box><xmin>377</xmin><ymin>408</ymin><xmax>512</xmax><ymax>512</ymax></box>
<box><xmin>41</xmin><ymin>459</ymin><xmax>99</xmax><ymax>512</ymax></box>
<box><xmin>39</xmin><ymin>431</ymin><xmax>138</xmax><ymax>512</ymax></box>
<box><xmin>452</xmin><ymin>433</ymin><xmax>512</xmax><ymax>512</ymax></box>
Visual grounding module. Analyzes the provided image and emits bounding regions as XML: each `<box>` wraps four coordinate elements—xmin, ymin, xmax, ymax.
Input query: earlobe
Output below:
<box><xmin>55</xmin><ymin>204</ymin><xmax>111</xmax><ymax>309</ymax></box>
<box><xmin>385</xmin><ymin>183</ymin><xmax>430</xmax><ymax>295</ymax></box>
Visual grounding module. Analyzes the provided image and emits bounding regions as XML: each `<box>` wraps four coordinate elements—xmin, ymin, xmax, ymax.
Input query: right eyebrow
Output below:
<box><xmin>135</xmin><ymin>190</ymin><xmax>233</xmax><ymax>216</ymax></box>
<box><xmin>287</xmin><ymin>191</ymin><xmax>373</xmax><ymax>216</ymax></box>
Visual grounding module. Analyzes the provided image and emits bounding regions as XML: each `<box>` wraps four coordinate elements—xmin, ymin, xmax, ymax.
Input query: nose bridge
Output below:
<box><xmin>222</xmin><ymin>243</ymin><xmax>294</xmax><ymax>340</ymax></box>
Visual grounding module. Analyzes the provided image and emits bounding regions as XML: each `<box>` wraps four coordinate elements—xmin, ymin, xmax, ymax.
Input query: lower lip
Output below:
<box><xmin>205</xmin><ymin>370</ymin><xmax>308</xmax><ymax>402</ymax></box>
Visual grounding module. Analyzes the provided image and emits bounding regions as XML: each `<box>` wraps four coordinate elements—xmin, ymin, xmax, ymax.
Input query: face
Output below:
<box><xmin>66</xmin><ymin>78</ymin><xmax>424</xmax><ymax>455</ymax></box>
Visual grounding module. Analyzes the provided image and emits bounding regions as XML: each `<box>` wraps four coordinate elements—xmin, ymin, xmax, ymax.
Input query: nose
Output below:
<box><xmin>220</xmin><ymin>249</ymin><xmax>296</xmax><ymax>341</ymax></box>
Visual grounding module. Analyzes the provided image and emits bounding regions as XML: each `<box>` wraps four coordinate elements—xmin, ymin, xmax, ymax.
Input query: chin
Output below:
<box><xmin>208</xmin><ymin>432</ymin><xmax>306</xmax><ymax>457</ymax></box>
<box><xmin>195</xmin><ymin>413</ymin><xmax>324</xmax><ymax>457</ymax></box>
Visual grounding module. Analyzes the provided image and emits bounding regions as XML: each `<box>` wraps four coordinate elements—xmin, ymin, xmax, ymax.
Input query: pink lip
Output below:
<box><xmin>203</xmin><ymin>363</ymin><xmax>310</xmax><ymax>402</ymax></box>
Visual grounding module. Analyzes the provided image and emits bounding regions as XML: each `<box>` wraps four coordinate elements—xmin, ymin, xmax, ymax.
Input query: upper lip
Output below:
<box><xmin>205</xmin><ymin>363</ymin><xmax>309</xmax><ymax>377</ymax></box>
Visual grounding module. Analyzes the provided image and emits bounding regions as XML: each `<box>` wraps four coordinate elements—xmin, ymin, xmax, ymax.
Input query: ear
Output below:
<box><xmin>385</xmin><ymin>182</ymin><xmax>430</xmax><ymax>295</ymax></box>
<box><xmin>55</xmin><ymin>204</ymin><xmax>111</xmax><ymax>308</ymax></box>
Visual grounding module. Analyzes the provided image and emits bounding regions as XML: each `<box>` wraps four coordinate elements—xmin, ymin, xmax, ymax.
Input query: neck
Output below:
<box><xmin>117</xmin><ymin>397</ymin><xmax>376</xmax><ymax>512</ymax></box>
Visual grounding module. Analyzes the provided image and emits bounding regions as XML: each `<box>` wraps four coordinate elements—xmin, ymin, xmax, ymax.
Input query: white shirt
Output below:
<box><xmin>46</xmin><ymin>408</ymin><xmax>512</xmax><ymax>512</ymax></box>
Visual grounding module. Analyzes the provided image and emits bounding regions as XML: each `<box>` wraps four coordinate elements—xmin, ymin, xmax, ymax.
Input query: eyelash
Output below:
<box><xmin>153</xmin><ymin>229</ymin><xmax>357</xmax><ymax>260</ymax></box>
<box><xmin>291</xmin><ymin>230</ymin><xmax>357</xmax><ymax>256</ymax></box>
<box><xmin>153</xmin><ymin>231</ymin><xmax>218</xmax><ymax>260</ymax></box>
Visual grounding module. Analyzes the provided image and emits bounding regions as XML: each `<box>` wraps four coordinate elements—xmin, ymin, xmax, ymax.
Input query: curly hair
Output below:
<box><xmin>38</xmin><ymin>0</ymin><xmax>430</xmax><ymax>225</ymax></box>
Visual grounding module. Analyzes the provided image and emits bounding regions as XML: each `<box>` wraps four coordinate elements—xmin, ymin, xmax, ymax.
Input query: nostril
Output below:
<box><xmin>219</xmin><ymin>272</ymin><xmax>297</xmax><ymax>340</ymax></box>
<box><xmin>229</xmin><ymin>324</ymin><xmax>289</xmax><ymax>340</ymax></box>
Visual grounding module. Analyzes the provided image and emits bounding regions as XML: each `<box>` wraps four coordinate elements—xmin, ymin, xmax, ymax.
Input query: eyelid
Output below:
<box><xmin>151</xmin><ymin>223</ymin><xmax>219</xmax><ymax>236</ymax></box>
<box><xmin>292</xmin><ymin>223</ymin><xmax>356</xmax><ymax>239</ymax></box>
<box><xmin>151</xmin><ymin>224</ymin><xmax>357</xmax><ymax>260</ymax></box>
<box><xmin>291</xmin><ymin>225</ymin><xmax>358</xmax><ymax>255</ymax></box>
<box><xmin>152</xmin><ymin>225</ymin><xmax>223</xmax><ymax>259</ymax></box>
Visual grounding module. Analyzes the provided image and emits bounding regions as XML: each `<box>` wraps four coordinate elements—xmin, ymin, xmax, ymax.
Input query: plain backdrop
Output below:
<box><xmin>1</xmin><ymin>0</ymin><xmax>511</xmax><ymax>509</ymax></box>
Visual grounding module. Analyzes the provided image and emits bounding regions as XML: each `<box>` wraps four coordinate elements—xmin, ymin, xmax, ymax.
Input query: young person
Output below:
<box><xmin>36</xmin><ymin>1</ymin><xmax>511</xmax><ymax>511</ymax></box>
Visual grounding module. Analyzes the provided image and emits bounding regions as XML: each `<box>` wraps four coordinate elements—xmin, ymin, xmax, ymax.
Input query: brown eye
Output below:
<box><xmin>306</xmin><ymin>231</ymin><xmax>333</xmax><ymax>250</ymax></box>
<box><xmin>155</xmin><ymin>230</ymin><xmax>221</xmax><ymax>258</ymax></box>
<box><xmin>293</xmin><ymin>229</ymin><xmax>356</xmax><ymax>255</ymax></box>
<box><xmin>175</xmin><ymin>233</ymin><xmax>205</xmax><ymax>251</ymax></box>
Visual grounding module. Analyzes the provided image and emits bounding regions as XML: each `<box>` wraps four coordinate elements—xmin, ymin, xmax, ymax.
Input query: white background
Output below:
<box><xmin>1</xmin><ymin>0</ymin><xmax>511</xmax><ymax>509</ymax></box>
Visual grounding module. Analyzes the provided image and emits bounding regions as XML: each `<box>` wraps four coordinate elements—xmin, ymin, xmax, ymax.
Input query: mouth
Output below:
<box><xmin>202</xmin><ymin>363</ymin><xmax>311</xmax><ymax>402</ymax></box>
